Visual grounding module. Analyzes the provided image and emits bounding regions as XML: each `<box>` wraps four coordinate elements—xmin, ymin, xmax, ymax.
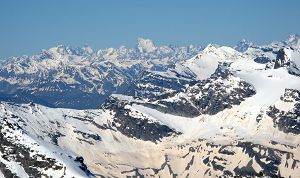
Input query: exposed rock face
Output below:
<box><xmin>274</xmin><ymin>48</ymin><xmax>290</xmax><ymax>69</ymax></box>
<box><xmin>267</xmin><ymin>89</ymin><xmax>300</xmax><ymax>134</ymax></box>
<box><xmin>254</xmin><ymin>56</ymin><xmax>271</xmax><ymax>64</ymax></box>
<box><xmin>272</xmin><ymin>48</ymin><xmax>300</xmax><ymax>77</ymax></box>
<box><xmin>186</xmin><ymin>63</ymin><xmax>256</xmax><ymax>115</ymax></box>
<box><xmin>123</xmin><ymin>70</ymin><xmax>193</xmax><ymax>101</ymax></box>
<box><xmin>112</xmin><ymin>140</ymin><xmax>299</xmax><ymax>178</ymax></box>
<box><xmin>0</xmin><ymin>112</ymin><xmax>93</xmax><ymax>177</ymax></box>
<box><xmin>142</xmin><ymin>63</ymin><xmax>256</xmax><ymax>117</ymax></box>
<box><xmin>288</xmin><ymin>61</ymin><xmax>300</xmax><ymax>77</ymax></box>
<box><xmin>101</xmin><ymin>96</ymin><xmax>178</xmax><ymax>142</ymax></box>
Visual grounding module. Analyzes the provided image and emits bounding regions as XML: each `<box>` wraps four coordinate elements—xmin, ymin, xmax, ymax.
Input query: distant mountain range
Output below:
<box><xmin>0</xmin><ymin>38</ymin><xmax>202</xmax><ymax>109</ymax></box>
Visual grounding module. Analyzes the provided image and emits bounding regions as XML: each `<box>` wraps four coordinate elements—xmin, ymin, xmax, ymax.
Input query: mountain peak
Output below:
<box><xmin>47</xmin><ymin>45</ymin><xmax>94</xmax><ymax>57</ymax></box>
<box><xmin>287</xmin><ymin>34</ymin><xmax>300</xmax><ymax>42</ymax></box>
<box><xmin>234</xmin><ymin>39</ymin><xmax>254</xmax><ymax>52</ymax></box>
<box><xmin>48</xmin><ymin>45</ymin><xmax>72</xmax><ymax>56</ymax></box>
<box><xmin>202</xmin><ymin>44</ymin><xmax>219</xmax><ymax>52</ymax></box>
<box><xmin>286</xmin><ymin>33</ymin><xmax>300</xmax><ymax>47</ymax></box>
<box><xmin>137</xmin><ymin>38</ymin><xmax>156</xmax><ymax>53</ymax></box>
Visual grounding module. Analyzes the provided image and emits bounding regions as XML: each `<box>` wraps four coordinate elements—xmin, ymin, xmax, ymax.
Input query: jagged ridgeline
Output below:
<box><xmin>0</xmin><ymin>34</ymin><xmax>300</xmax><ymax>177</ymax></box>
<box><xmin>0</xmin><ymin>38</ymin><xmax>202</xmax><ymax>109</ymax></box>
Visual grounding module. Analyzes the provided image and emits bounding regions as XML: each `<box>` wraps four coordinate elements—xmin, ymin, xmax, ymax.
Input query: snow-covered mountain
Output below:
<box><xmin>1</xmin><ymin>35</ymin><xmax>300</xmax><ymax>177</ymax></box>
<box><xmin>0</xmin><ymin>38</ymin><xmax>202</xmax><ymax>109</ymax></box>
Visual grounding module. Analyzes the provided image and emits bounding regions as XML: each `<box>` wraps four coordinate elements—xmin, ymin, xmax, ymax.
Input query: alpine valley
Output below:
<box><xmin>0</xmin><ymin>35</ymin><xmax>300</xmax><ymax>178</ymax></box>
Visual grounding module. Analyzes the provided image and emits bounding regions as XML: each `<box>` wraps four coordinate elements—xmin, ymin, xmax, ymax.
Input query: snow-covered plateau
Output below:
<box><xmin>0</xmin><ymin>34</ymin><xmax>300</xmax><ymax>177</ymax></box>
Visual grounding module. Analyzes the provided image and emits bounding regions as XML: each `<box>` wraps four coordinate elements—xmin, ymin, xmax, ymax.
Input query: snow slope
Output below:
<box><xmin>182</xmin><ymin>44</ymin><xmax>245</xmax><ymax>80</ymax></box>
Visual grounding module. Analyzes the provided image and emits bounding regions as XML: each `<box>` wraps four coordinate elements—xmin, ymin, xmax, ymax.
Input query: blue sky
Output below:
<box><xmin>0</xmin><ymin>0</ymin><xmax>299</xmax><ymax>59</ymax></box>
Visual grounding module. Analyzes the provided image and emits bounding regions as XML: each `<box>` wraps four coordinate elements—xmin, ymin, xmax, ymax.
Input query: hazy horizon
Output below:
<box><xmin>1</xmin><ymin>0</ymin><xmax>299</xmax><ymax>59</ymax></box>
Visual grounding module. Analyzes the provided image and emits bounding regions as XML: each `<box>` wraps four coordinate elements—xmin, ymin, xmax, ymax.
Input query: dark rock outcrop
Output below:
<box><xmin>267</xmin><ymin>89</ymin><xmax>300</xmax><ymax>134</ymax></box>
<box><xmin>101</xmin><ymin>96</ymin><xmax>178</xmax><ymax>143</ymax></box>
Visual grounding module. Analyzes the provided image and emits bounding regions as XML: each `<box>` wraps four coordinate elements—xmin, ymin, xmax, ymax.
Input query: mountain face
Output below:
<box><xmin>0</xmin><ymin>35</ymin><xmax>300</xmax><ymax>177</ymax></box>
<box><xmin>0</xmin><ymin>39</ymin><xmax>202</xmax><ymax>109</ymax></box>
